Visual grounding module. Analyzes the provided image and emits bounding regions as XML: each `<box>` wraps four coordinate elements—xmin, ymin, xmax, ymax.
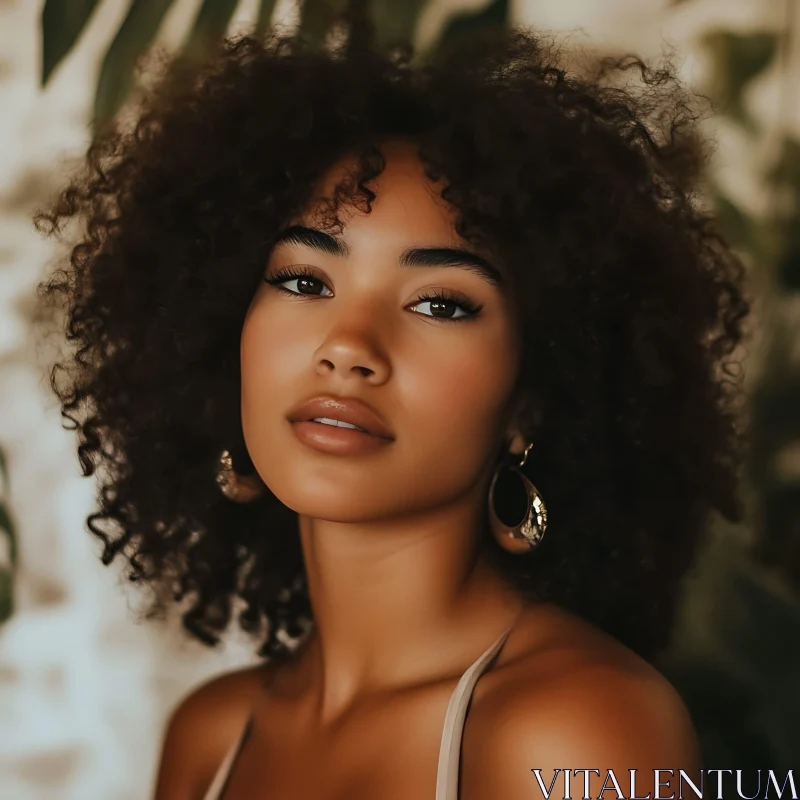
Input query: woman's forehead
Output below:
<box><xmin>296</xmin><ymin>144</ymin><xmax>458</xmax><ymax>241</ymax></box>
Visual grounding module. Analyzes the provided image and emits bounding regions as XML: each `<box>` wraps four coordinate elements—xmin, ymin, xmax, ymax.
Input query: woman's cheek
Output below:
<box><xmin>403</xmin><ymin>341</ymin><xmax>511</xmax><ymax>444</ymax></box>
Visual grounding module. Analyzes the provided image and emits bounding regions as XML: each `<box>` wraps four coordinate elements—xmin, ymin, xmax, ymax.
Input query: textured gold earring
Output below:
<box><xmin>488</xmin><ymin>441</ymin><xmax>548</xmax><ymax>554</ymax></box>
<box><xmin>216</xmin><ymin>449</ymin><xmax>267</xmax><ymax>503</ymax></box>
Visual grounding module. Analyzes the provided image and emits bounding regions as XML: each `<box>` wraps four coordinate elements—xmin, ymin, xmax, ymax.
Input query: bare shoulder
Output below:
<box><xmin>152</xmin><ymin>661</ymin><xmax>272</xmax><ymax>800</ymax></box>
<box><xmin>463</xmin><ymin>603</ymin><xmax>702</xmax><ymax>800</ymax></box>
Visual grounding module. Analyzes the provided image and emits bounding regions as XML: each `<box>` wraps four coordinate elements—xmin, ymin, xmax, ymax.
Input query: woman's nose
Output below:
<box><xmin>312</xmin><ymin>300</ymin><xmax>392</xmax><ymax>382</ymax></box>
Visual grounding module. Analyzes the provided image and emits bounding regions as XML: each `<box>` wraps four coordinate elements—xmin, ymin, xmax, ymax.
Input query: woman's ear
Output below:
<box><xmin>507</xmin><ymin>432</ymin><xmax>527</xmax><ymax>456</ymax></box>
<box><xmin>503</xmin><ymin>389</ymin><xmax>539</xmax><ymax>452</ymax></box>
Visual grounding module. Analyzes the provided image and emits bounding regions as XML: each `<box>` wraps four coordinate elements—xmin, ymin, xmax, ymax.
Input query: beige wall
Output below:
<box><xmin>0</xmin><ymin>0</ymin><xmax>789</xmax><ymax>797</ymax></box>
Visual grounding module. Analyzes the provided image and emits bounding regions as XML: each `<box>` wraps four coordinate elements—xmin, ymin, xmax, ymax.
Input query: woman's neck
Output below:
<box><xmin>292</xmin><ymin>505</ymin><xmax>524</xmax><ymax>727</ymax></box>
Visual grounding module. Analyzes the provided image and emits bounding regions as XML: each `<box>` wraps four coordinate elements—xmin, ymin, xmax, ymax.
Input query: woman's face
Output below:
<box><xmin>241</xmin><ymin>140</ymin><xmax>522</xmax><ymax>523</ymax></box>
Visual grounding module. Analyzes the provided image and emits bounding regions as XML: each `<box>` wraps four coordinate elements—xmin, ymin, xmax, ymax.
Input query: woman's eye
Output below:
<box><xmin>409</xmin><ymin>296</ymin><xmax>474</xmax><ymax>321</ymax></box>
<box><xmin>263</xmin><ymin>268</ymin><xmax>332</xmax><ymax>297</ymax></box>
<box><xmin>409</xmin><ymin>290</ymin><xmax>482</xmax><ymax>323</ymax></box>
<box><xmin>282</xmin><ymin>276</ymin><xmax>333</xmax><ymax>297</ymax></box>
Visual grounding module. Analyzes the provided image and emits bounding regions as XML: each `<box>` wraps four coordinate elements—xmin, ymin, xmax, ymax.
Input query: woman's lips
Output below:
<box><xmin>286</xmin><ymin>395</ymin><xmax>394</xmax><ymax>439</ymax></box>
<box><xmin>290</xmin><ymin>419</ymin><xmax>394</xmax><ymax>455</ymax></box>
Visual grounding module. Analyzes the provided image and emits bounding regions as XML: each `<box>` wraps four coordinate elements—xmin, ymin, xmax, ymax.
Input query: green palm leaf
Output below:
<box><xmin>701</xmin><ymin>30</ymin><xmax>778</xmax><ymax>133</ymax></box>
<box><xmin>41</xmin><ymin>0</ymin><xmax>102</xmax><ymax>86</ymax></box>
<box><xmin>93</xmin><ymin>0</ymin><xmax>175</xmax><ymax>134</ymax></box>
<box><xmin>254</xmin><ymin>0</ymin><xmax>278</xmax><ymax>39</ymax></box>
<box><xmin>369</xmin><ymin>0</ymin><xmax>429</xmax><ymax>50</ymax></box>
<box><xmin>182</xmin><ymin>0</ymin><xmax>240</xmax><ymax>66</ymax></box>
<box><xmin>0</xmin><ymin>571</ymin><xmax>13</xmax><ymax>624</ymax></box>
<box><xmin>433</xmin><ymin>0</ymin><xmax>508</xmax><ymax>54</ymax></box>
<box><xmin>0</xmin><ymin>445</ymin><xmax>16</xmax><ymax>626</ymax></box>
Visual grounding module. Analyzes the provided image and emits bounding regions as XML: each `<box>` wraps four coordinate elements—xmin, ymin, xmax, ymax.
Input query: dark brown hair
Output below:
<box><xmin>34</xmin><ymin>10</ymin><xmax>751</xmax><ymax>665</ymax></box>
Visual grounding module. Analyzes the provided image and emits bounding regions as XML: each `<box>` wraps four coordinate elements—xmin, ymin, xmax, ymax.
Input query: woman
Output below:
<box><xmin>34</xmin><ymin>4</ymin><xmax>750</xmax><ymax>798</ymax></box>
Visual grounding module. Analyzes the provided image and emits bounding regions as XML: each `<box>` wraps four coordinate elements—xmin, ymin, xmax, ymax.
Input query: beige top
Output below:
<box><xmin>202</xmin><ymin>620</ymin><xmax>517</xmax><ymax>800</ymax></box>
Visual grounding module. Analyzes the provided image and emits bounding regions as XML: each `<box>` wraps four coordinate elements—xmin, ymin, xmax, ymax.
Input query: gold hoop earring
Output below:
<box><xmin>216</xmin><ymin>449</ymin><xmax>267</xmax><ymax>503</ymax></box>
<box><xmin>488</xmin><ymin>441</ymin><xmax>548</xmax><ymax>554</ymax></box>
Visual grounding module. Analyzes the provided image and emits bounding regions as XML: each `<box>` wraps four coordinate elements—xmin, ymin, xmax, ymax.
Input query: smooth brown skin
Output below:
<box><xmin>154</xmin><ymin>141</ymin><xmax>702</xmax><ymax>799</ymax></box>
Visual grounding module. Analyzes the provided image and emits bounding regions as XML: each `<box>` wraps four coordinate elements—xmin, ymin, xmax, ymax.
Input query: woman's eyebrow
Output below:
<box><xmin>401</xmin><ymin>248</ymin><xmax>503</xmax><ymax>289</ymax></box>
<box><xmin>272</xmin><ymin>225</ymin><xmax>504</xmax><ymax>289</ymax></box>
<box><xmin>273</xmin><ymin>225</ymin><xmax>348</xmax><ymax>258</ymax></box>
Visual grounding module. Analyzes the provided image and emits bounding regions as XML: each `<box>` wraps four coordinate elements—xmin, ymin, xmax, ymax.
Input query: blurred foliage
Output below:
<box><xmin>359</xmin><ymin>0</ymin><xmax>431</xmax><ymax>50</ymax></box>
<box><xmin>40</xmin><ymin>0</ymin><xmax>506</xmax><ymax>135</ymax></box>
<box><xmin>91</xmin><ymin>0</ymin><xmax>177</xmax><ymax>137</ymax></box>
<box><xmin>655</xmin><ymin>0</ymin><xmax>800</xmax><ymax>783</ymax></box>
<box><xmin>431</xmin><ymin>0</ymin><xmax>508</xmax><ymax>55</ymax></box>
<box><xmin>701</xmin><ymin>30</ymin><xmax>778</xmax><ymax>133</ymax></box>
<box><xmin>659</xmin><ymin>528</ymin><xmax>800</xmax><ymax>778</ymax></box>
<box><xmin>40</xmin><ymin>0</ymin><xmax>101</xmax><ymax>86</ymax></box>
<box><xmin>0</xmin><ymin>446</ymin><xmax>18</xmax><ymax>624</ymax></box>
<box><xmin>28</xmin><ymin>0</ymin><xmax>800</xmax><ymax>780</ymax></box>
<box><xmin>766</xmin><ymin>137</ymin><xmax>800</xmax><ymax>291</ymax></box>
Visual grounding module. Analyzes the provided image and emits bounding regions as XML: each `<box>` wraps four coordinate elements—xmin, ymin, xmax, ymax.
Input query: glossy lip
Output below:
<box><xmin>290</xmin><ymin>419</ymin><xmax>392</xmax><ymax>456</ymax></box>
<box><xmin>286</xmin><ymin>395</ymin><xmax>395</xmax><ymax>440</ymax></box>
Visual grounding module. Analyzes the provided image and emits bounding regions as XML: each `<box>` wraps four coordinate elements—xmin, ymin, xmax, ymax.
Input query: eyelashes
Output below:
<box><xmin>262</xmin><ymin>265</ymin><xmax>483</xmax><ymax>324</ymax></box>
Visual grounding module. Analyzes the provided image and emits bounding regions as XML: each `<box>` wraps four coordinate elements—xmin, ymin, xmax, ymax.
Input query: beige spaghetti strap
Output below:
<box><xmin>435</xmin><ymin>621</ymin><xmax>517</xmax><ymax>800</ymax></box>
<box><xmin>201</xmin><ymin>718</ymin><xmax>251</xmax><ymax>800</ymax></box>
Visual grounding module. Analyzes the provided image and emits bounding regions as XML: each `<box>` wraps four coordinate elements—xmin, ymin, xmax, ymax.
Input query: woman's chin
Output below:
<box><xmin>288</xmin><ymin>503</ymin><xmax>389</xmax><ymax>525</ymax></box>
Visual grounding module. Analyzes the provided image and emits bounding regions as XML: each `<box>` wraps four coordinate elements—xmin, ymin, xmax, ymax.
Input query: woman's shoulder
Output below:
<box><xmin>496</xmin><ymin>601</ymin><xmax>672</xmax><ymax>689</ymax></box>
<box><xmin>461</xmin><ymin>602</ymin><xmax>702</xmax><ymax>799</ymax></box>
<box><xmin>153</xmin><ymin>661</ymin><xmax>273</xmax><ymax>799</ymax></box>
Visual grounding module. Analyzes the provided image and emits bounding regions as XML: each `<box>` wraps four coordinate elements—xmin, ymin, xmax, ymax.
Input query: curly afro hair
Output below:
<box><xmin>33</xmin><ymin>7</ymin><xmax>752</xmax><ymax>666</ymax></box>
